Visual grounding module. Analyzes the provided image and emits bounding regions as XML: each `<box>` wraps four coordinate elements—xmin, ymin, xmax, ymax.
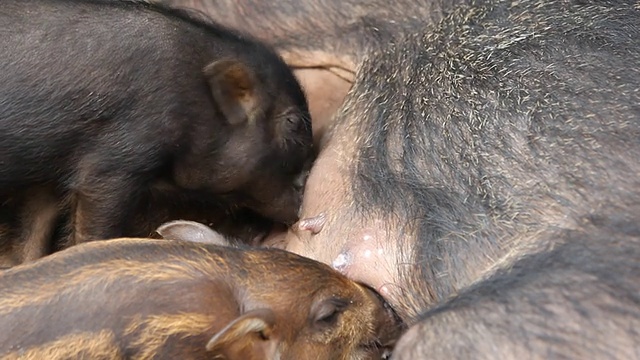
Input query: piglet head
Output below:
<box><xmin>279</xmin><ymin>284</ymin><xmax>403</xmax><ymax>360</ymax></box>
<box><xmin>205</xmin><ymin>247</ymin><xmax>403</xmax><ymax>360</ymax></box>
<box><xmin>195</xmin><ymin>56</ymin><xmax>313</xmax><ymax>225</ymax></box>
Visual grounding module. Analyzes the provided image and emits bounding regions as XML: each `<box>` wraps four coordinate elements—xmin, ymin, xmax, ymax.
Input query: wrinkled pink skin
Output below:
<box><xmin>265</xmin><ymin>136</ymin><xmax>412</xmax><ymax>310</ymax></box>
<box><xmin>292</xmin><ymin>214</ymin><xmax>403</xmax><ymax>300</ymax></box>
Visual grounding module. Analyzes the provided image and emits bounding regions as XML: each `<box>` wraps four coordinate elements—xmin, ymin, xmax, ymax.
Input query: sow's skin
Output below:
<box><xmin>0</xmin><ymin>236</ymin><xmax>401</xmax><ymax>359</ymax></box>
<box><xmin>0</xmin><ymin>0</ymin><xmax>313</xmax><ymax>246</ymax></box>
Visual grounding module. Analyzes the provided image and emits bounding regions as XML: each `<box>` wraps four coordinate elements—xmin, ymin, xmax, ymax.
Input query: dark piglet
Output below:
<box><xmin>0</xmin><ymin>228</ymin><xmax>401</xmax><ymax>359</ymax></box>
<box><xmin>0</xmin><ymin>0</ymin><xmax>313</xmax><ymax>245</ymax></box>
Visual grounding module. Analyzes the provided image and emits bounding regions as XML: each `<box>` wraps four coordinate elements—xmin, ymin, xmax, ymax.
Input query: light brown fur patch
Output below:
<box><xmin>0</xmin><ymin>252</ymin><xmax>217</xmax><ymax>316</ymax></box>
<box><xmin>2</xmin><ymin>330</ymin><xmax>121</xmax><ymax>360</ymax></box>
<box><xmin>125</xmin><ymin>312</ymin><xmax>216</xmax><ymax>359</ymax></box>
<box><xmin>19</xmin><ymin>186</ymin><xmax>59</xmax><ymax>262</ymax></box>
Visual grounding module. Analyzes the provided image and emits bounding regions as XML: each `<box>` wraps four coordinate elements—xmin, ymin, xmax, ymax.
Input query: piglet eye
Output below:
<box><xmin>316</xmin><ymin>308</ymin><xmax>340</xmax><ymax>326</ymax></box>
<box><xmin>278</xmin><ymin>109</ymin><xmax>298</xmax><ymax>125</ymax></box>
<box><xmin>286</xmin><ymin>114</ymin><xmax>297</xmax><ymax>124</ymax></box>
<box><xmin>311</xmin><ymin>298</ymin><xmax>349</xmax><ymax>329</ymax></box>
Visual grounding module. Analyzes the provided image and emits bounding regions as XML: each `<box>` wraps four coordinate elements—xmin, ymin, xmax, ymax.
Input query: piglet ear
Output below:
<box><xmin>155</xmin><ymin>220</ymin><xmax>228</xmax><ymax>246</ymax></box>
<box><xmin>206</xmin><ymin>309</ymin><xmax>278</xmax><ymax>359</ymax></box>
<box><xmin>204</xmin><ymin>59</ymin><xmax>259</xmax><ymax>126</ymax></box>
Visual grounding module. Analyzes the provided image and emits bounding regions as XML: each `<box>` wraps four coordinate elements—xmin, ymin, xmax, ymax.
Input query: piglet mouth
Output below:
<box><xmin>361</xmin><ymin>283</ymin><xmax>406</xmax><ymax>358</ymax></box>
<box><xmin>360</xmin><ymin>340</ymin><xmax>394</xmax><ymax>360</ymax></box>
<box><xmin>372</xmin><ymin>286</ymin><xmax>406</xmax><ymax>335</ymax></box>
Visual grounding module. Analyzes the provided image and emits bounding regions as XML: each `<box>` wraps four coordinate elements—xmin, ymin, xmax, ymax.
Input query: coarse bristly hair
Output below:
<box><xmin>334</xmin><ymin>0</ymin><xmax>640</xmax><ymax>319</ymax></box>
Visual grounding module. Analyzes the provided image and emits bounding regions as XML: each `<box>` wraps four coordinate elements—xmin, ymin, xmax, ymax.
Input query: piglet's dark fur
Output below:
<box><xmin>0</xmin><ymin>0</ymin><xmax>313</xmax><ymax>245</ymax></box>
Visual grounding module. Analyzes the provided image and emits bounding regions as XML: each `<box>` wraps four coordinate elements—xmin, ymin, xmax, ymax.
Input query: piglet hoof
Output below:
<box><xmin>156</xmin><ymin>220</ymin><xmax>228</xmax><ymax>246</ymax></box>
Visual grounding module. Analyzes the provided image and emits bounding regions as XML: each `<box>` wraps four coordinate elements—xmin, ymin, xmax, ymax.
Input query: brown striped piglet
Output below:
<box><xmin>0</xmin><ymin>225</ymin><xmax>402</xmax><ymax>359</ymax></box>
